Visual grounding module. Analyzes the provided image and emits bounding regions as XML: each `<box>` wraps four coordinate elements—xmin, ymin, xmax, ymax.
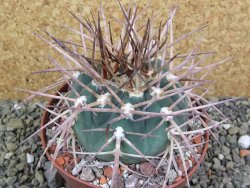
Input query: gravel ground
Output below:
<box><xmin>0</xmin><ymin>98</ymin><xmax>249</xmax><ymax>188</ymax></box>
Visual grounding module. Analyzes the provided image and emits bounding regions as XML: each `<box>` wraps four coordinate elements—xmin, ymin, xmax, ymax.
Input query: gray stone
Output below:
<box><xmin>31</xmin><ymin>178</ymin><xmax>39</xmax><ymax>186</ymax></box>
<box><xmin>222</xmin><ymin>146</ymin><xmax>230</xmax><ymax>156</ymax></box>
<box><xmin>167</xmin><ymin>169</ymin><xmax>177</xmax><ymax>184</ymax></box>
<box><xmin>193</xmin><ymin>185</ymin><xmax>201</xmax><ymax>188</ymax></box>
<box><xmin>232</xmin><ymin>148</ymin><xmax>240</xmax><ymax>163</ymax></box>
<box><xmin>219</xmin><ymin>182</ymin><xmax>224</xmax><ymax>188</ymax></box>
<box><xmin>6</xmin><ymin>176</ymin><xmax>17</xmax><ymax>186</ymax></box>
<box><xmin>7</xmin><ymin>168</ymin><xmax>17</xmax><ymax>176</ymax></box>
<box><xmin>200</xmin><ymin>182</ymin><xmax>208</xmax><ymax>188</ymax></box>
<box><xmin>6</xmin><ymin>142</ymin><xmax>18</xmax><ymax>151</ymax></box>
<box><xmin>19</xmin><ymin>175</ymin><xmax>29</xmax><ymax>184</ymax></box>
<box><xmin>225</xmin><ymin>154</ymin><xmax>232</xmax><ymax>161</ymax></box>
<box><xmin>246</xmin><ymin>155</ymin><xmax>250</xmax><ymax>165</ymax></box>
<box><xmin>16</xmin><ymin>162</ymin><xmax>26</xmax><ymax>171</ymax></box>
<box><xmin>20</xmin><ymin>145</ymin><xmax>31</xmax><ymax>153</ymax></box>
<box><xmin>0</xmin><ymin>151</ymin><xmax>6</xmax><ymax>166</ymax></box>
<box><xmin>233</xmin><ymin>181</ymin><xmax>241</xmax><ymax>188</ymax></box>
<box><xmin>212</xmin><ymin>158</ymin><xmax>221</xmax><ymax>170</ymax></box>
<box><xmin>125</xmin><ymin>175</ymin><xmax>138</xmax><ymax>188</ymax></box>
<box><xmin>6</xmin><ymin>135</ymin><xmax>17</xmax><ymax>142</ymax></box>
<box><xmin>239</xmin><ymin>123</ymin><xmax>249</xmax><ymax>135</ymax></box>
<box><xmin>191</xmin><ymin>178</ymin><xmax>198</xmax><ymax>184</ymax></box>
<box><xmin>80</xmin><ymin>168</ymin><xmax>95</xmax><ymax>182</ymax></box>
<box><xmin>229</xmin><ymin>135</ymin><xmax>237</xmax><ymax>145</ymax></box>
<box><xmin>228</xmin><ymin>126</ymin><xmax>239</xmax><ymax>135</ymax></box>
<box><xmin>43</xmin><ymin>161</ymin><xmax>52</xmax><ymax>170</ymax></box>
<box><xmin>226</xmin><ymin>161</ymin><xmax>234</xmax><ymax>169</ymax></box>
<box><xmin>242</xmin><ymin>174</ymin><xmax>250</xmax><ymax>187</ymax></box>
<box><xmin>92</xmin><ymin>167</ymin><xmax>103</xmax><ymax>178</ymax></box>
<box><xmin>200</xmin><ymin>174</ymin><xmax>208</xmax><ymax>182</ymax></box>
<box><xmin>8</xmin><ymin>159</ymin><xmax>16</xmax><ymax>168</ymax></box>
<box><xmin>39</xmin><ymin>185</ymin><xmax>49</xmax><ymax>188</ymax></box>
<box><xmin>226</xmin><ymin>182</ymin><xmax>234</xmax><ymax>188</ymax></box>
<box><xmin>19</xmin><ymin>153</ymin><xmax>26</xmax><ymax>162</ymax></box>
<box><xmin>241</xmin><ymin>158</ymin><xmax>246</xmax><ymax>165</ymax></box>
<box><xmin>0</xmin><ymin>123</ymin><xmax>6</xmax><ymax>131</ymax></box>
<box><xmin>35</xmin><ymin>171</ymin><xmax>45</xmax><ymax>184</ymax></box>
<box><xmin>19</xmin><ymin>186</ymin><xmax>30</xmax><ymax>188</ymax></box>
<box><xmin>44</xmin><ymin>168</ymin><xmax>64</xmax><ymax>188</ymax></box>
<box><xmin>6</xmin><ymin>119</ymin><xmax>25</xmax><ymax>130</ymax></box>
<box><xmin>214</xmin><ymin>148</ymin><xmax>221</xmax><ymax>156</ymax></box>
<box><xmin>0</xmin><ymin>178</ymin><xmax>6</xmax><ymax>186</ymax></box>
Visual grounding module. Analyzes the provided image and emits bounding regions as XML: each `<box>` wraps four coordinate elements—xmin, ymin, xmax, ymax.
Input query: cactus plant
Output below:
<box><xmin>18</xmin><ymin>1</ymin><xmax>235</xmax><ymax>188</ymax></box>
<box><xmin>70</xmin><ymin>61</ymin><xmax>189</xmax><ymax>164</ymax></box>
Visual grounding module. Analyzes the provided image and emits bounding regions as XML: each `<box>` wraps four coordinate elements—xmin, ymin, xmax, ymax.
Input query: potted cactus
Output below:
<box><xmin>19</xmin><ymin>1</ymin><xmax>233</xmax><ymax>188</ymax></box>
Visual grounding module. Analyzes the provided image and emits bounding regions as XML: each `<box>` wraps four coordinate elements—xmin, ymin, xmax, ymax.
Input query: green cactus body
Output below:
<box><xmin>70</xmin><ymin>60</ymin><xmax>189</xmax><ymax>164</ymax></box>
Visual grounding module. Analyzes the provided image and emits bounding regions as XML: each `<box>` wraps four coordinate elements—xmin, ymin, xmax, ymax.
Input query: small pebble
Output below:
<box><xmin>6</xmin><ymin>143</ymin><xmax>18</xmax><ymax>151</ymax></box>
<box><xmin>6</xmin><ymin>176</ymin><xmax>17</xmax><ymax>186</ymax></box>
<box><xmin>101</xmin><ymin>183</ymin><xmax>109</xmax><ymax>188</ymax></box>
<box><xmin>80</xmin><ymin>168</ymin><xmax>95</xmax><ymax>182</ymax></box>
<box><xmin>72</xmin><ymin>159</ymin><xmax>86</xmax><ymax>176</ymax></box>
<box><xmin>139</xmin><ymin>162</ymin><xmax>157</xmax><ymax>176</ymax></box>
<box><xmin>35</xmin><ymin>171</ymin><xmax>45</xmax><ymax>184</ymax></box>
<box><xmin>218</xmin><ymin>154</ymin><xmax>224</xmax><ymax>160</ymax></box>
<box><xmin>26</xmin><ymin>153</ymin><xmax>34</xmax><ymax>163</ymax></box>
<box><xmin>4</xmin><ymin>152</ymin><xmax>14</xmax><ymax>159</ymax></box>
<box><xmin>222</xmin><ymin>124</ymin><xmax>231</xmax><ymax>130</ymax></box>
<box><xmin>238</xmin><ymin>135</ymin><xmax>250</xmax><ymax>149</ymax></box>
<box><xmin>228</xmin><ymin>126</ymin><xmax>239</xmax><ymax>135</ymax></box>
<box><xmin>125</xmin><ymin>175</ymin><xmax>138</xmax><ymax>188</ymax></box>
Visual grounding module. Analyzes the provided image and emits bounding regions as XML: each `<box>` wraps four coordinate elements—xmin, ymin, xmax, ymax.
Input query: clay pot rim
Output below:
<box><xmin>40</xmin><ymin>84</ymin><xmax>210</xmax><ymax>188</ymax></box>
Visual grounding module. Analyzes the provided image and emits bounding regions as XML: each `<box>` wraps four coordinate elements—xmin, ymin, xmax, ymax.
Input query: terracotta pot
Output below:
<box><xmin>40</xmin><ymin>84</ymin><xmax>209</xmax><ymax>188</ymax></box>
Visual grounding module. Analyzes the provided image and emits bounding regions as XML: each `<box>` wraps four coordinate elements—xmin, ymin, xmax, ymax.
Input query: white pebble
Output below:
<box><xmin>238</xmin><ymin>135</ymin><xmax>250</xmax><ymax>149</ymax></box>
<box><xmin>4</xmin><ymin>152</ymin><xmax>14</xmax><ymax>159</ymax></box>
<box><xmin>108</xmin><ymin>180</ymin><xmax>112</xmax><ymax>185</ymax></box>
<box><xmin>72</xmin><ymin>165</ymin><xmax>82</xmax><ymax>176</ymax></box>
<box><xmin>123</xmin><ymin>173</ymin><xmax>129</xmax><ymax>178</ymax></box>
<box><xmin>138</xmin><ymin>180</ymin><xmax>144</xmax><ymax>185</ymax></box>
<box><xmin>26</xmin><ymin>153</ymin><xmax>34</xmax><ymax>163</ymax></box>
<box><xmin>185</xmin><ymin>150</ymin><xmax>191</xmax><ymax>158</ymax></box>
<box><xmin>93</xmin><ymin>179</ymin><xmax>99</xmax><ymax>185</ymax></box>
<box><xmin>13</xmin><ymin>104</ymin><xmax>21</xmax><ymax>110</ymax></box>
<box><xmin>222</xmin><ymin>124</ymin><xmax>231</xmax><ymax>130</ymax></box>
<box><xmin>72</xmin><ymin>159</ymin><xmax>86</xmax><ymax>176</ymax></box>
<box><xmin>218</xmin><ymin>154</ymin><xmax>224</xmax><ymax>160</ymax></box>
<box><xmin>136</xmin><ymin>164</ymin><xmax>140</xmax><ymax>170</ymax></box>
<box><xmin>101</xmin><ymin>183</ymin><xmax>109</xmax><ymax>188</ymax></box>
<box><xmin>188</xmin><ymin>160</ymin><xmax>193</xmax><ymax>168</ymax></box>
